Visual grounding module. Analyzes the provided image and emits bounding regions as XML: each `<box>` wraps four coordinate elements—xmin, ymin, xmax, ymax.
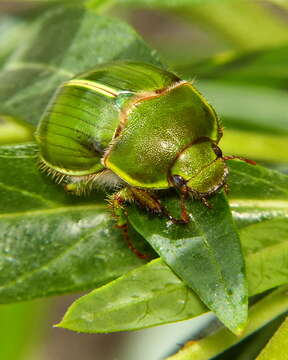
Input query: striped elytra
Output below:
<box><xmin>36</xmin><ymin>61</ymin><xmax>232</xmax><ymax>201</ymax></box>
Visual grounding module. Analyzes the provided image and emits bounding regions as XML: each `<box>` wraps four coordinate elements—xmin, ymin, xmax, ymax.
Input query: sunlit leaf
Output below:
<box><xmin>128</xmin><ymin>193</ymin><xmax>247</xmax><ymax>334</ymax></box>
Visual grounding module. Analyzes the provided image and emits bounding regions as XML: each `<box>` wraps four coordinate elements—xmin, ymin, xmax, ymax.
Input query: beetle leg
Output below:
<box><xmin>107</xmin><ymin>188</ymin><xmax>131</xmax><ymax>227</ymax></box>
<box><xmin>179</xmin><ymin>192</ymin><xmax>190</xmax><ymax>224</ymax></box>
<box><xmin>224</xmin><ymin>183</ymin><xmax>229</xmax><ymax>194</ymax></box>
<box><xmin>132</xmin><ymin>188</ymin><xmax>190</xmax><ymax>224</ymax></box>
<box><xmin>107</xmin><ymin>188</ymin><xmax>150</xmax><ymax>260</ymax></box>
<box><xmin>201</xmin><ymin>197</ymin><xmax>212</xmax><ymax>209</ymax></box>
<box><xmin>118</xmin><ymin>222</ymin><xmax>150</xmax><ymax>260</ymax></box>
<box><xmin>128</xmin><ymin>187</ymin><xmax>189</xmax><ymax>225</ymax></box>
<box><xmin>129</xmin><ymin>188</ymin><xmax>164</xmax><ymax>215</ymax></box>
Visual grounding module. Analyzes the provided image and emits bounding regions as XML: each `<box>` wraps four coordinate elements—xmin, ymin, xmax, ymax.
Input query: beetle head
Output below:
<box><xmin>169</xmin><ymin>138</ymin><xmax>255</xmax><ymax>200</ymax></box>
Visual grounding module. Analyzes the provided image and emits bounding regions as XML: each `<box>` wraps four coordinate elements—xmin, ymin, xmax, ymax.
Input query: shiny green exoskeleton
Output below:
<box><xmin>36</xmin><ymin>61</ymin><xmax>253</xmax><ymax>235</ymax></box>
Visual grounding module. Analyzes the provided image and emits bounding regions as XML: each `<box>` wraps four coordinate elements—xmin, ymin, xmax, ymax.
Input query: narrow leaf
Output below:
<box><xmin>56</xmin><ymin>259</ymin><xmax>207</xmax><ymax>333</ymax></box>
<box><xmin>257</xmin><ymin>316</ymin><xmax>288</xmax><ymax>360</ymax></box>
<box><xmin>58</xmin><ymin>228</ymin><xmax>288</xmax><ymax>333</ymax></box>
<box><xmin>128</xmin><ymin>193</ymin><xmax>248</xmax><ymax>334</ymax></box>
<box><xmin>0</xmin><ymin>144</ymin><xmax>287</xmax><ymax>304</ymax></box>
<box><xmin>213</xmin><ymin>314</ymin><xmax>286</xmax><ymax>360</ymax></box>
<box><xmin>222</xmin><ymin>129</ymin><xmax>288</xmax><ymax>164</ymax></box>
<box><xmin>181</xmin><ymin>45</ymin><xmax>288</xmax><ymax>90</ymax></box>
<box><xmin>166</xmin><ymin>286</ymin><xmax>288</xmax><ymax>360</ymax></box>
<box><xmin>0</xmin><ymin>144</ymin><xmax>150</xmax><ymax>303</ymax></box>
<box><xmin>0</xmin><ymin>16</ymin><xmax>29</xmax><ymax>68</ymax></box>
<box><xmin>57</xmin><ymin>163</ymin><xmax>288</xmax><ymax>333</ymax></box>
<box><xmin>198</xmin><ymin>81</ymin><xmax>288</xmax><ymax>135</ymax></box>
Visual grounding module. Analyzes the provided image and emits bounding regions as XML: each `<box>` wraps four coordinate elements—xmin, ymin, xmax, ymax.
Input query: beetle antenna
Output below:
<box><xmin>223</xmin><ymin>155</ymin><xmax>257</xmax><ymax>166</ymax></box>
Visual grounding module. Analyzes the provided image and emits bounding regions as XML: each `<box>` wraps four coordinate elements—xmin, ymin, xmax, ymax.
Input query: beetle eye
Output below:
<box><xmin>169</xmin><ymin>174</ymin><xmax>186</xmax><ymax>189</ymax></box>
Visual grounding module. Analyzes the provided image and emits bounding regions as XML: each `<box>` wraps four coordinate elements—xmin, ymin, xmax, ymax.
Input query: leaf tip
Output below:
<box><xmin>233</xmin><ymin>323</ymin><xmax>247</xmax><ymax>337</ymax></box>
<box><xmin>53</xmin><ymin>321</ymin><xmax>70</xmax><ymax>330</ymax></box>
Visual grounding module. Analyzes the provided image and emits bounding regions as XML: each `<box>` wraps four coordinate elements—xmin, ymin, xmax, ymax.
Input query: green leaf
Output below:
<box><xmin>244</xmin><ymin>218</ymin><xmax>288</xmax><ymax>296</ymax></box>
<box><xmin>166</xmin><ymin>286</ymin><xmax>288</xmax><ymax>360</ymax></box>
<box><xmin>257</xmin><ymin>316</ymin><xmax>288</xmax><ymax>360</ymax></box>
<box><xmin>227</xmin><ymin>159</ymin><xmax>288</xmax><ymax>198</ymax></box>
<box><xmin>56</xmin><ymin>258</ymin><xmax>207</xmax><ymax>333</ymax></box>
<box><xmin>0</xmin><ymin>16</ymin><xmax>29</xmax><ymax>68</ymax></box>
<box><xmin>214</xmin><ymin>314</ymin><xmax>286</xmax><ymax>360</ymax></box>
<box><xmin>227</xmin><ymin>160</ymin><xmax>288</xmax><ymax>227</ymax></box>
<box><xmin>128</xmin><ymin>193</ymin><xmax>248</xmax><ymax>334</ymax></box>
<box><xmin>56</xmin><ymin>160</ymin><xmax>288</xmax><ymax>333</ymax></box>
<box><xmin>181</xmin><ymin>45</ymin><xmax>288</xmax><ymax>90</ymax></box>
<box><xmin>198</xmin><ymin>81</ymin><xmax>288</xmax><ymax>135</ymax></box>
<box><xmin>222</xmin><ymin>129</ymin><xmax>288</xmax><ymax>164</ymax></box>
<box><xmin>1</xmin><ymin>143</ymin><xmax>287</xmax><ymax>308</ymax></box>
<box><xmin>176</xmin><ymin>0</ymin><xmax>288</xmax><ymax>51</ymax></box>
<box><xmin>0</xmin><ymin>7</ymin><xmax>161</xmax><ymax>126</ymax></box>
<box><xmin>0</xmin><ymin>143</ymin><xmax>151</xmax><ymax>303</ymax></box>
<box><xmin>197</xmin><ymin>82</ymin><xmax>288</xmax><ymax>163</ymax></box>
<box><xmin>57</xmin><ymin>216</ymin><xmax>288</xmax><ymax>333</ymax></box>
<box><xmin>118</xmin><ymin>0</ymin><xmax>288</xmax><ymax>51</ymax></box>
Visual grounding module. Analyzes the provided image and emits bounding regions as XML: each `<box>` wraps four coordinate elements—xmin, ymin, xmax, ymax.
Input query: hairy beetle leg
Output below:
<box><xmin>107</xmin><ymin>189</ymin><xmax>129</xmax><ymax>228</ymax></box>
<box><xmin>129</xmin><ymin>187</ymin><xmax>190</xmax><ymax>225</ymax></box>
<box><xmin>108</xmin><ymin>188</ymin><xmax>151</xmax><ymax>260</ymax></box>
<box><xmin>224</xmin><ymin>183</ymin><xmax>229</xmax><ymax>195</ymax></box>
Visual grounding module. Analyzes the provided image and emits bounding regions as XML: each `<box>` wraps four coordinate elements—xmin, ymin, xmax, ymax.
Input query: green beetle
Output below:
<box><xmin>35</xmin><ymin>61</ymin><xmax>254</xmax><ymax>231</ymax></box>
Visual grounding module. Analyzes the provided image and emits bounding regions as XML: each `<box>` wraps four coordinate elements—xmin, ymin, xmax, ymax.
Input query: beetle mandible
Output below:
<box><xmin>35</xmin><ymin>61</ymin><xmax>254</xmax><ymax>254</ymax></box>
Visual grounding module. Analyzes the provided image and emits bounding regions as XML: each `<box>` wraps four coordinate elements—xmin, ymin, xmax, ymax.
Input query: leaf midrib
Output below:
<box><xmin>0</xmin><ymin>216</ymin><xmax>108</xmax><ymax>292</ymax></box>
<box><xmin>191</xmin><ymin>224</ymin><xmax>236</xmax><ymax>309</ymax></box>
<box><xmin>0</xmin><ymin>182</ymin><xmax>57</xmax><ymax>207</ymax></box>
<box><xmin>0</xmin><ymin>203</ymin><xmax>107</xmax><ymax>219</ymax></box>
<box><xmin>62</xmin><ymin>283</ymin><xmax>205</xmax><ymax>332</ymax></box>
